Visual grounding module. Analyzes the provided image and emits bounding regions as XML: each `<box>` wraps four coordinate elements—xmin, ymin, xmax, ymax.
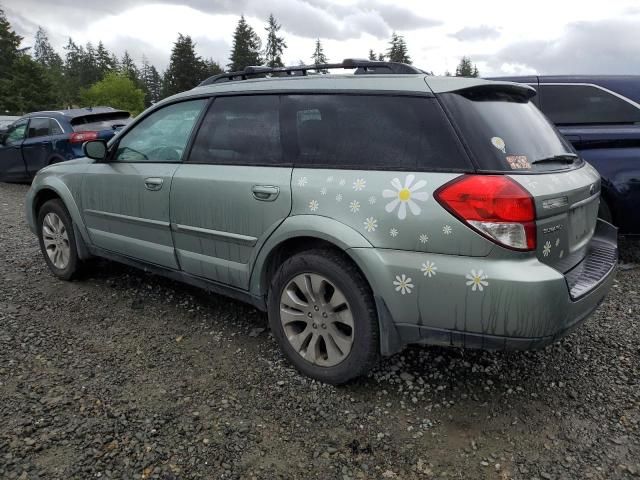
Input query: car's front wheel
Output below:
<box><xmin>37</xmin><ymin>199</ymin><xmax>80</xmax><ymax>280</ymax></box>
<box><xmin>268</xmin><ymin>249</ymin><xmax>379</xmax><ymax>384</ymax></box>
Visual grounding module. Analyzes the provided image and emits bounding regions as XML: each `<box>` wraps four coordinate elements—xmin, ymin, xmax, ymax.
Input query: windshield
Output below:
<box><xmin>439</xmin><ymin>89</ymin><xmax>582</xmax><ymax>173</ymax></box>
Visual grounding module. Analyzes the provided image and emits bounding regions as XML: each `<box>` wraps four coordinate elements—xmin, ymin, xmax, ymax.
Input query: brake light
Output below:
<box><xmin>70</xmin><ymin>131</ymin><xmax>99</xmax><ymax>143</ymax></box>
<box><xmin>434</xmin><ymin>175</ymin><xmax>536</xmax><ymax>251</ymax></box>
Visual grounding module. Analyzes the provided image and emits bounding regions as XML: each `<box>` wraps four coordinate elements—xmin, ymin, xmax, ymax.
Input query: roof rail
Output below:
<box><xmin>197</xmin><ymin>58</ymin><xmax>423</xmax><ymax>86</ymax></box>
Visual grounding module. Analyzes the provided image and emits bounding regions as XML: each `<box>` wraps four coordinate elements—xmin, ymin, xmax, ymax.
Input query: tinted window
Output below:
<box><xmin>189</xmin><ymin>95</ymin><xmax>282</xmax><ymax>165</ymax></box>
<box><xmin>27</xmin><ymin>118</ymin><xmax>51</xmax><ymax>138</ymax></box>
<box><xmin>440</xmin><ymin>89</ymin><xmax>579</xmax><ymax>172</ymax></box>
<box><xmin>49</xmin><ymin>119</ymin><xmax>63</xmax><ymax>135</ymax></box>
<box><xmin>73</xmin><ymin>112</ymin><xmax>131</xmax><ymax>132</ymax></box>
<box><xmin>282</xmin><ymin>95</ymin><xmax>469</xmax><ymax>170</ymax></box>
<box><xmin>114</xmin><ymin>100</ymin><xmax>206</xmax><ymax>162</ymax></box>
<box><xmin>3</xmin><ymin>119</ymin><xmax>27</xmax><ymax>145</ymax></box>
<box><xmin>539</xmin><ymin>84</ymin><xmax>640</xmax><ymax>125</ymax></box>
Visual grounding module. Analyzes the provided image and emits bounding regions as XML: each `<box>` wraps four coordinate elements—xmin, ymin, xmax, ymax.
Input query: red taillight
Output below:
<box><xmin>70</xmin><ymin>131</ymin><xmax>99</xmax><ymax>143</ymax></box>
<box><xmin>434</xmin><ymin>175</ymin><xmax>537</xmax><ymax>251</ymax></box>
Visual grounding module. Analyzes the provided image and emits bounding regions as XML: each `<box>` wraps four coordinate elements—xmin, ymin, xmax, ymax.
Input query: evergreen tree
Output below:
<box><xmin>119</xmin><ymin>50</ymin><xmax>139</xmax><ymax>84</ymax></box>
<box><xmin>96</xmin><ymin>41</ymin><xmax>116</xmax><ymax>77</ymax></box>
<box><xmin>0</xmin><ymin>7</ymin><xmax>21</xmax><ymax>76</ymax></box>
<box><xmin>33</xmin><ymin>27</ymin><xmax>62</xmax><ymax>69</ymax></box>
<box><xmin>311</xmin><ymin>39</ymin><xmax>328</xmax><ymax>73</ymax></box>
<box><xmin>162</xmin><ymin>34</ymin><xmax>206</xmax><ymax>97</ymax></box>
<box><xmin>228</xmin><ymin>15</ymin><xmax>262</xmax><ymax>71</ymax></box>
<box><xmin>62</xmin><ymin>38</ymin><xmax>85</xmax><ymax>106</ymax></box>
<box><xmin>377</xmin><ymin>53</ymin><xmax>385</xmax><ymax>61</ymax></box>
<box><xmin>82</xmin><ymin>42</ymin><xmax>102</xmax><ymax>86</ymax></box>
<box><xmin>455</xmin><ymin>56</ymin><xmax>479</xmax><ymax>77</ymax></box>
<box><xmin>368</xmin><ymin>49</ymin><xmax>376</xmax><ymax>61</ymax></box>
<box><xmin>263</xmin><ymin>14</ymin><xmax>286</xmax><ymax>68</ymax></box>
<box><xmin>386</xmin><ymin>32</ymin><xmax>411</xmax><ymax>64</ymax></box>
<box><xmin>203</xmin><ymin>58</ymin><xmax>223</xmax><ymax>78</ymax></box>
<box><xmin>140</xmin><ymin>55</ymin><xmax>161</xmax><ymax>107</ymax></box>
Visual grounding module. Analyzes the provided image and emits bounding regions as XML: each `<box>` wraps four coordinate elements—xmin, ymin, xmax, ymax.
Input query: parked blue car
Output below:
<box><xmin>490</xmin><ymin>75</ymin><xmax>640</xmax><ymax>236</ymax></box>
<box><xmin>0</xmin><ymin>107</ymin><xmax>131</xmax><ymax>182</ymax></box>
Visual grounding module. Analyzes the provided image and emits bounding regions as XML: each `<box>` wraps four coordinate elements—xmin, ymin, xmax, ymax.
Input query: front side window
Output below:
<box><xmin>27</xmin><ymin>118</ymin><xmax>51</xmax><ymax>138</ymax></box>
<box><xmin>539</xmin><ymin>84</ymin><xmax>640</xmax><ymax>125</ymax></box>
<box><xmin>3</xmin><ymin>119</ymin><xmax>27</xmax><ymax>145</ymax></box>
<box><xmin>114</xmin><ymin>99</ymin><xmax>207</xmax><ymax>162</ymax></box>
<box><xmin>189</xmin><ymin>95</ymin><xmax>282</xmax><ymax>165</ymax></box>
<box><xmin>282</xmin><ymin>94</ymin><xmax>470</xmax><ymax>170</ymax></box>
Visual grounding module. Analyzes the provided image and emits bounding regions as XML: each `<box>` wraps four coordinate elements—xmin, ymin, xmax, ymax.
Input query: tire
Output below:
<box><xmin>267</xmin><ymin>248</ymin><xmax>379</xmax><ymax>384</ymax></box>
<box><xmin>37</xmin><ymin>199</ymin><xmax>80</xmax><ymax>280</ymax></box>
<box><xmin>598</xmin><ymin>199</ymin><xmax>614</xmax><ymax>225</ymax></box>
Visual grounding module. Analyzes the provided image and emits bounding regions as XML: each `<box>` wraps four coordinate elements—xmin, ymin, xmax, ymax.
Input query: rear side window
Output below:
<box><xmin>282</xmin><ymin>95</ymin><xmax>469</xmax><ymax>171</ymax></box>
<box><xmin>539</xmin><ymin>84</ymin><xmax>640</xmax><ymax>125</ymax></box>
<box><xmin>189</xmin><ymin>95</ymin><xmax>282</xmax><ymax>165</ymax></box>
<box><xmin>27</xmin><ymin>118</ymin><xmax>51</xmax><ymax>138</ymax></box>
<box><xmin>49</xmin><ymin>119</ymin><xmax>63</xmax><ymax>135</ymax></box>
<box><xmin>440</xmin><ymin>88</ymin><xmax>580</xmax><ymax>173</ymax></box>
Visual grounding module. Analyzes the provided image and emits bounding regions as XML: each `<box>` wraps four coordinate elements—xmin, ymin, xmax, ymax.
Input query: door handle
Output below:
<box><xmin>252</xmin><ymin>185</ymin><xmax>280</xmax><ymax>201</ymax></box>
<box><xmin>144</xmin><ymin>177</ymin><xmax>164</xmax><ymax>191</ymax></box>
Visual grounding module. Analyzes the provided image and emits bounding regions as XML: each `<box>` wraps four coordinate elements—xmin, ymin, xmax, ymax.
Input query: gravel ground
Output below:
<box><xmin>1</xmin><ymin>181</ymin><xmax>639</xmax><ymax>480</ymax></box>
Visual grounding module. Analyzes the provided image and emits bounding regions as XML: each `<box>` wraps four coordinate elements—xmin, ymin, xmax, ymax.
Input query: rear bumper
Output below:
<box><xmin>350</xmin><ymin>220</ymin><xmax>618</xmax><ymax>355</ymax></box>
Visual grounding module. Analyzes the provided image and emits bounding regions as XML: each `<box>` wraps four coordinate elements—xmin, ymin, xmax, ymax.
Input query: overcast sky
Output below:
<box><xmin>4</xmin><ymin>0</ymin><xmax>640</xmax><ymax>76</ymax></box>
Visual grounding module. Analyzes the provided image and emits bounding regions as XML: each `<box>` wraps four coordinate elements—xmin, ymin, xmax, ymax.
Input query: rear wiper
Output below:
<box><xmin>531</xmin><ymin>154</ymin><xmax>579</xmax><ymax>165</ymax></box>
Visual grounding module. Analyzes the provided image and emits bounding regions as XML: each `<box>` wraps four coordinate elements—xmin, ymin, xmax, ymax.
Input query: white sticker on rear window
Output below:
<box><xmin>491</xmin><ymin>136</ymin><xmax>506</xmax><ymax>153</ymax></box>
<box><xmin>505</xmin><ymin>155</ymin><xmax>531</xmax><ymax>169</ymax></box>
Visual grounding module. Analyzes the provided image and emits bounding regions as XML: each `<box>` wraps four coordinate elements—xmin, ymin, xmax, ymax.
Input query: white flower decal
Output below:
<box><xmin>389</xmin><ymin>228</ymin><xmax>399</xmax><ymax>238</ymax></box>
<box><xmin>349</xmin><ymin>200</ymin><xmax>360</xmax><ymax>213</ymax></box>
<box><xmin>326</xmin><ymin>176</ymin><xmax>334</xmax><ymax>183</ymax></box>
<box><xmin>308</xmin><ymin>200</ymin><xmax>319</xmax><ymax>212</ymax></box>
<box><xmin>543</xmin><ymin>241</ymin><xmax>551</xmax><ymax>257</ymax></box>
<box><xmin>368</xmin><ymin>196</ymin><xmax>377</xmax><ymax>205</ymax></box>
<box><xmin>320</xmin><ymin>187</ymin><xmax>327</xmax><ymax>196</ymax></box>
<box><xmin>555</xmin><ymin>238</ymin><xmax>560</xmax><ymax>247</ymax></box>
<box><xmin>442</xmin><ymin>225</ymin><xmax>452</xmax><ymax>235</ymax></box>
<box><xmin>363</xmin><ymin>217</ymin><xmax>378</xmax><ymax>232</ymax></box>
<box><xmin>297</xmin><ymin>177</ymin><xmax>308</xmax><ymax>187</ymax></box>
<box><xmin>353</xmin><ymin>178</ymin><xmax>367</xmax><ymax>191</ymax></box>
<box><xmin>419</xmin><ymin>234</ymin><xmax>429</xmax><ymax>244</ymax></box>
<box><xmin>393</xmin><ymin>274</ymin><xmax>414</xmax><ymax>295</ymax></box>
<box><xmin>382</xmin><ymin>174</ymin><xmax>429</xmax><ymax>220</ymax></box>
<box><xmin>421</xmin><ymin>261</ymin><xmax>437</xmax><ymax>278</ymax></box>
<box><xmin>466</xmin><ymin>270</ymin><xmax>488</xmax><ymax>292</ymax></box>
<box><xmin>335</xmin><ymin>193</ymin><xmax>343</xmax><ymax>202</ymax></box>
<box><xmin>339</xmin><ymin>179</ymin><xmax>346</xmax><ymax>186</ymax></box>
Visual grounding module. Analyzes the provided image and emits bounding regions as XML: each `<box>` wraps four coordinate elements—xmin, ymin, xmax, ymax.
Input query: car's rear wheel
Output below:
<box><xmin>267</xmin><ymin>249</ymin><xmax>379</xmax><ymax>384</ymax></box>
<box><xmin>37</xmin><ymin>199</ymin><xmax>80</xmax><ymax>280</ymax></box>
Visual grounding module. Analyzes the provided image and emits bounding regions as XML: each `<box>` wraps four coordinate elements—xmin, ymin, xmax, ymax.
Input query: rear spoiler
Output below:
<box><xmin>425</xmin><ymin>77</ymin><xmax>537</xmax><ymax>100</ymax></box>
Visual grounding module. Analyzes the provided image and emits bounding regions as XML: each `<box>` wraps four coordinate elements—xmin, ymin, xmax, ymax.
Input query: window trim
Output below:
<box><xmin>538</xmin><ymin>82</ymin><xmax>640</xmax><ymax>125</ymax></box>
<box><xmin>107</xmin><ymin>97</ymin><xmax>212</xmax><ymax>164</ymax></box>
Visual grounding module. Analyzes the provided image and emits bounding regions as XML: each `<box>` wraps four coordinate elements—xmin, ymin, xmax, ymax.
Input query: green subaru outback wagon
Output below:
<box><xmin>26</xmin><ymin>59</ymin><xmax>618</xmax><ymax>384</ymax></box>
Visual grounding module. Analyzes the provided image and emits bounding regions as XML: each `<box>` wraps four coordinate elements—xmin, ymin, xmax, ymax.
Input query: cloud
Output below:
<box><xmin>482</xmin><ymin>17</ymin><xmax>640</xmax><ymax>75</ymax></box>
<box><xmin>450</xmin><ymin>25</ymin><xmax>500</xmax><ymax>41</ymax></box>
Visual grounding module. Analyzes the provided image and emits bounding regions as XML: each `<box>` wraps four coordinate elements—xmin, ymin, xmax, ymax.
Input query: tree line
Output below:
<box><xmin>0</xmin><ymin>7</ymin><xmax>480</xmax><ymax>116</ymax></box>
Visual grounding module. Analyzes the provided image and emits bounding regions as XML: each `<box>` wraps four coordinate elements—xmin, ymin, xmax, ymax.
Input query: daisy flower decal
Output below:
<box><xmin>382</xmin><ymin>174</ymin><xmax>429</xmax><ymax>220</ymax></box>
<box><xmin>335</xmin><ymin>193</ymin><xmax>343</xmax><ymax>202</ymax></box>
<box><xmin>326</xmin><ymin>176</ymin><xmax>334</xmax><ymax>183</ymax></box>
<box><xmin>353</xmin><ymin>178</ymin><xmax>366</xmax><ymax>191</ymax></box>
<box><xmin>442</xmin><ymin>225</ymin><xmax>452</xmax><ymax>235</ymax></box>
<box><xmin>419</xmin><ymin>234</ymin><xmax>429</xmax><ymax>244</ymax></box>
<box><xmin>389</xmin><ymin>228</ymin><xmax>399</xmax><ymax>238</ymax></box>
<box><xmin>466</xmin><ymin>270</ymin><xmax>488</xmax><ymax>292</ymax></box>
<box><xmin>308</xmin><ymin>200</ymin><xmax>319</xmax><ymax>212</ymax></box>
<box><xmin>543</xmin><ymin>241</ymin><xmax>551</xmax><ymax>257</ymax></box>
<box><xmin>363</xmin><ymin>217</ymin><xmax>378</xmax><ymax>232</ymax></box>
<box><xmin>339</xmin><ymin>178</ymin><xmax>346</xmax><ymax>186</ymax></box>
<box><xmin>320</xmin><ymin>187</ymin><xmax>327</xmax><ymax>196</ymax></box>
<box><xmin>297</xmin><ymin>177</ymin><xmax>308</xmax><ymax>187</ymax></box>
<box><xmin>421</xmin><ymin>261</ymin><xmax>437</xmax><ymax>278</ymax></box>
<box><xmin>393</xmin><ymin>274</ymin><xmax>414</xmax><ymax>295</ymax></box>
<box><xmin>368</xmin><ymin>196</ymin><xmax>377</xmax><ymax>205</ymax></box>
<box><xmin>349</xmin><ymin>200</ymin><xmax>360</xmax><ymax>213</ymax></box>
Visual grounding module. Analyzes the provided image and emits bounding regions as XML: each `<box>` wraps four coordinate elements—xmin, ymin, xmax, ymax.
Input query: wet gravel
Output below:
<box><xmin>1</xmin><ymin>181</ymin><xmax>639</xmax><ymax>479</ymax></box>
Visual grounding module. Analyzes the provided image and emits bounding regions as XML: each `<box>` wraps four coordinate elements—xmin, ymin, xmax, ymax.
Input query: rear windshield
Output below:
<box><xmin>439</xmin><ymin>89</ymin><xmax>582</xmax><ymax>173</ymax></box>
<box><xmin>71</xmin><ymin>112</ymin><xmax>131</xmax><ymax>132</ymax></box>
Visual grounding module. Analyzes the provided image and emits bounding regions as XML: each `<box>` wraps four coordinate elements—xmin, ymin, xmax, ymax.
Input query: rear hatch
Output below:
<box><xmin>438</xmin><ymin>84</ymin><xmax>600</xmax><ymax>273</ymax></box>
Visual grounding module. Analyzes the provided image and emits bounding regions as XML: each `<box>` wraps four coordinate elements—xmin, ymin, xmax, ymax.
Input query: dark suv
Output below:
<box><xmin>490</xmin><ymin>75</ymin><xmax>640</xmax><ymax>236</ymax></box>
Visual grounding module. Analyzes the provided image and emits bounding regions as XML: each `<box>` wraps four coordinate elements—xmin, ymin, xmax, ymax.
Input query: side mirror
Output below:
<box><xmin>83</xmin><ymin>140</ymin><xmax>107</xmax><ymax>161</ymax></box>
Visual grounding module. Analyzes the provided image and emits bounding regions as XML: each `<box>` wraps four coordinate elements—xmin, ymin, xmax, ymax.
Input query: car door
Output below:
<box><xmin>171</xmin><ymin>95</ymin><xmax>292</xmax><ymax>289</ymax></box>
<box><xmin>80</xmin><ymin>98</ymin><xmax>208</xmax><ymax>269</ymax></box>
<box><xmin>22</xmin><ymin>117</ymin><xmax>54</xmax><ymax>176</ymax></box>
<box><xmin>0</xmin><ymin>118</ymin><xmax>28</xmax><ymax>181</ymax></box>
